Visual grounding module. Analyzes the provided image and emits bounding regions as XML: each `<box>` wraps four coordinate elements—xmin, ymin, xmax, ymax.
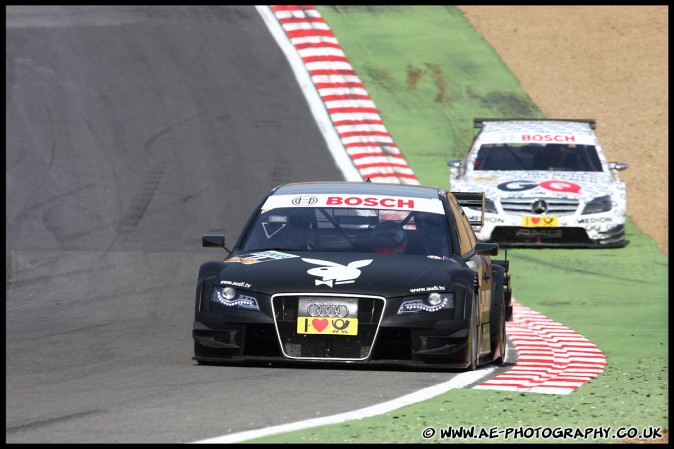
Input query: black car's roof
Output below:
<box><xmin>272</xmin><ymin>182</ymin><xmax>444</xmax><ymax>200</ymax></box>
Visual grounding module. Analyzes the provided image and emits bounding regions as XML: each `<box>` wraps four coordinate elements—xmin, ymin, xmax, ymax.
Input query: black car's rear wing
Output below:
<box><xmin>473</xmin><ymin>118</ymin><xmax>596</xmax><ymax>129</ymax></box>
<box><xmin>452</xmin><ymin>192</ymin><xmax>484</xmax><ymax>227</ymax></box>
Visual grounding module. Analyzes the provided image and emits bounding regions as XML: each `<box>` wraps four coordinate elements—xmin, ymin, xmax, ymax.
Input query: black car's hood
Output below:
<box><xmin>216</xmin><ymin>250</ymin><xmax>469</xmax><ymax>297</ymax></box>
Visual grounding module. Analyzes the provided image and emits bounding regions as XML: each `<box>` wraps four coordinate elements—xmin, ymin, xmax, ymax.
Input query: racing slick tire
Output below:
<box><xmin>194</xmin><ymin>262</ymin><xmax>225</xmax><ymax>365</ymax></box>
<box><xmin>466</xmin><ymin>291</ymin><xmax>479</xmax><ymax>371</ymax></box>
<box><xmin>489</xmin><ymin>265</ymin><xmax>507</xmax><ymax>365</ymax></box>
<box><xmin>489</xmin><ymin>301</ymin><xmax>506</xmax><ymax>365</ymax></box>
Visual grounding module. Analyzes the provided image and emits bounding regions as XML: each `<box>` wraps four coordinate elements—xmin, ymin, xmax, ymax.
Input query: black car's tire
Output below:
<box><xmin>489</xmin><ymin>265</ymin><xmax>507</xmax><ymax>365</ymax></box>
<box><xmin>194</xmin><ymin>263</ymin><xmax>221</xmax><ymax>363</ymax></box>
<box><xmin>490</xmin><ymin>302</ymin><xmax>506</xmax><ymax>365</ymax></box>
<box><xmin>196</xmin><ymin>262</ymin><xmax>220</xmax><ymax>312</ymax></box>
<box><xmin>466</xmin><ymin>293</ymin><xmax>479</xmax><ymax>371</ymax></box>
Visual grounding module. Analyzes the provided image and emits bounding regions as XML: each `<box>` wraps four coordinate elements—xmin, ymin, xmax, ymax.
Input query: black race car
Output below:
<box><xmin>193</xmin><ymin>182</ymin><xmax>512</xmax><ymax>370</ymax></box>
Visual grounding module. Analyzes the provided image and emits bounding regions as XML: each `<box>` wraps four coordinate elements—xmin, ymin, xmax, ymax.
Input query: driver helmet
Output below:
<box><xmin>371</xmin><ymin>221</ymin><xmax>408</xmax><ymax>254</ymax></box>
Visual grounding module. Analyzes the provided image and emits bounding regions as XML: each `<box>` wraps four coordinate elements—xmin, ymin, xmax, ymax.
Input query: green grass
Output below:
<box><xmin>246</xmin><ymin>6</ymin><xmax>668</xmax><ymax>443</ymax></box>
<box><xmin>315</xmin><ymin>5</ymin><xmax>542</xmax><ymax>189</ymax></box>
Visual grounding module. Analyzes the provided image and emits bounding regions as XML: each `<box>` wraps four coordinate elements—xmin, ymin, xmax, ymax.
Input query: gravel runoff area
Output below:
<box><xmin>459</xmin><ymin>6</ymin><xmax>668</xmax><ymax>256</ymax></box>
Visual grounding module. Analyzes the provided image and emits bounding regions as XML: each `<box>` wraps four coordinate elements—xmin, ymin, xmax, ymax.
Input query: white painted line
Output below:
<box><xmin>264</xmin><ymin>5</ymin><xmax>419</xmax><ymax>185</ymax></box>
<box><xmin>255</xmin><ymin>5</ymin><xmax>362</xmax><ymax>182</ymax></box>
<box><xmin>191</xmin><ymin>365</ymin><xmax>499</xmax><ymax>444</ymax></box>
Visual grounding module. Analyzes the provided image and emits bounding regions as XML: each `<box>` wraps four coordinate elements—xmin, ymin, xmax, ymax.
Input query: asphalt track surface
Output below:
<box><xmin>6</xmin><ymin>6</ymin><xmax>510</xmax><ymax>443</ymax></box>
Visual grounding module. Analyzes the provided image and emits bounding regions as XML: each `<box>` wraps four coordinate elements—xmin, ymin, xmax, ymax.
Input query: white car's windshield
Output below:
<box><xmin>242</xmin><ymin>206</ymin><xmax>452</xmax><ymax>257</ymax></box>
<box><xmin>474</xmin><ymin>143</ymin><xmax>603</xmax><ymax>172</ymax></box>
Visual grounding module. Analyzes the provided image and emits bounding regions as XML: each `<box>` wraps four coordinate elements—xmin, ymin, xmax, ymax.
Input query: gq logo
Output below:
<box><xmin>498</xmin><ymin>180</ymin><xmax>581</xmax><ymax>194</ymax></box>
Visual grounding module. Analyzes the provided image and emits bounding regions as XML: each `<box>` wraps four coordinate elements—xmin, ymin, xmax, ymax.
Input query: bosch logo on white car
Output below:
<box><xmin>448</xmin><ymin>118</ymin><xmax>628</xmax><ymax>248</ymax></box>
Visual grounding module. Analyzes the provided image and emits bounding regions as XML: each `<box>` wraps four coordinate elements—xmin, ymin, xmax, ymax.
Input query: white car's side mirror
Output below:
<box><xmin>609</xmin><ymin>162</ymin><xmax>629</xmax><ymax>171</ymax></box>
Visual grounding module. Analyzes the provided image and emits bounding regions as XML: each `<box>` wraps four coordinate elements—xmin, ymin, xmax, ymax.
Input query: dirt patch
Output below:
<box><xmin>406</xmin><ymin>65</ymin><xmax>424</xmax><ymax>90</ymax></box>
<box><xmin>425</xmin><ymin>63</ymin><xmax>450</xmax><ymax>103</ymax></box>
<box><xmin>458</xmin><ymin>6</ymin><xmax>668</xmax><ymax>255</ymax></box>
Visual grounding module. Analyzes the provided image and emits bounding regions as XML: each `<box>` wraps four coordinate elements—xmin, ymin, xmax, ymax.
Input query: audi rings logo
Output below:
<box><xmin>307</xmin><ymin>303</ymin><xmax>349</xmax><ymax>318</ymax></box>
<box><xmin>292</xmin><ymin>196</ymin><xmax>318</xmax><ymax>206</ymax></box>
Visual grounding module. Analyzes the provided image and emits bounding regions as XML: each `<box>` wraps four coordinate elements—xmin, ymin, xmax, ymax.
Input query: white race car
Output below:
<box><xmin>448</xmin><ymin>118</ymin><xmax>628</xmax><ymax>248</ymax></box>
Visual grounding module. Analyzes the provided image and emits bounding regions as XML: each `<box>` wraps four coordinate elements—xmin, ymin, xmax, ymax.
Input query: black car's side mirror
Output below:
<box><xmin>476</xmin><ymin>242</ymin><xmax>499</xmax><ymax>256</ymax></box>
<box><xmin>202</xmin><ymin>235</ymin><xmax>226</xmax><ymax>248</ymax></box>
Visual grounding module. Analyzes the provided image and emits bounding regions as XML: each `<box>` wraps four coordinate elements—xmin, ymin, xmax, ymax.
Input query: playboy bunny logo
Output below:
<box><xmin>302</xmin><ymin>258</ymin><xmax>373</xmax><ymax>287</ymax></box>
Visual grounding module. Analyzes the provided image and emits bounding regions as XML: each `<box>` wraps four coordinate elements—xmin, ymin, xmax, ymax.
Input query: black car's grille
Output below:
<box><xmin>272</xmin><ymin>294</ymin><xmax>385</xmax><ymax>360</ymax></box>
<box><xmin>500</xmin><ymin>197</ymin><xmax>579</xmax><ymax>216</ymax></box>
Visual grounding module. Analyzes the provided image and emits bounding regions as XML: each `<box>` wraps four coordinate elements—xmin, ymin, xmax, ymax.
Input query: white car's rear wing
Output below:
<box><xmin>452</xmin><ymin>192</ymin><xmax>484</xmax><ymax>227</ymax></box>
<box><xmin>473</xmin><ymin>117</ymin><xmax>596</xmax><ymax>129</ymax></box>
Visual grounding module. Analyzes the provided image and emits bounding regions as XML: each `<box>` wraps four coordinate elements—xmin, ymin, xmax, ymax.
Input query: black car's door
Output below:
<box><xmin>447</xmin><ymin>194</ymin><xmax>494</xmax><ymax>356</ymax></box>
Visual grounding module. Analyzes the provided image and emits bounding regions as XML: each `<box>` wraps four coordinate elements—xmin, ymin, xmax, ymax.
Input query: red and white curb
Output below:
<box><xmin>263</xmin><ymin>5</ymin><xmax>607</xmax><ymax>395</ymax></box>
<box><xmin>270</xmin><ymin>5</ymin><xmax>419</xmax><ymax>185</ymax></box>
<box><xmin>475</xmin><ymin>300</ymin><xmax>606</xmax><ymax>394</ymax></box>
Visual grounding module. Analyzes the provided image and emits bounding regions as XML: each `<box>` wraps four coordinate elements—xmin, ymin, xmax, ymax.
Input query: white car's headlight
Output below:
<box><xmin>212</xmin><ymin>286</ymin><xmax>259</xmax><ymax>311</ymax></box>
<box><xmin>582</xmin><ymin>195</ymin><xmax>612</xmax><ymax>214</ymax></box>
<box><xmin>397</xmin><ymin>292</ymin><xmax>454</xmax><ymax>314</ymax></box>
<box><xmin>484</xmin><ymin>198</ymin><xmax>497</xmax><ymax>214</ymax></box>
<box><xmin>465</xmin><ymin>198</ymin><xmax>497</xmax><ymax>214</ymax></box>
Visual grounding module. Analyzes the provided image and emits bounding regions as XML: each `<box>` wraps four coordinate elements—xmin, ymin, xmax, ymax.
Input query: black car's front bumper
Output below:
<box><xmin>193</xmin><ymin>293</ymin><xmax>474</xmax><ymax>368</ymax></box>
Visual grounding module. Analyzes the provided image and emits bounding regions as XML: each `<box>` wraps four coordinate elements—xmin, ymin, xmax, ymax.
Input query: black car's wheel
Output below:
<box><xmin>196</xmin><ymin>262</ymin><xmax>220</xmax><ymax>312</ymax></box>
<box><xmin>466</xmin><ymin>293</ymin><xmax>479</xmax><ymax>370</ymax></box>
<box><xmin>489</xmin><ymin>266</ymin><xmax>507</xmax><ymax>365</ymax></box>
<box><xmin>193</xmin><ymin>263</ymin><xmax>221</xmax><ymax>363</ymax></box>
<box><xmin>490</xmin><ymin>301</ymin><xmax>506</xmax><ymax>365</ymax></box>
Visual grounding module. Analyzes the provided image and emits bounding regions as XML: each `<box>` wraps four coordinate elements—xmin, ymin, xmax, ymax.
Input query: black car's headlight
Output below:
<box><xmin>212</xmin><ymin>286</ymin><xmax>260</xmax><ymax>311</ymax></box>
<box><xmin>581</xmin><ymin>195</ymin><xmax>612</xmax><ymax>215</ymax></box>
<box><xmin>397</xmin><ymin>292</ymin><xmax>454</xmax><ymax>314</ymax></box>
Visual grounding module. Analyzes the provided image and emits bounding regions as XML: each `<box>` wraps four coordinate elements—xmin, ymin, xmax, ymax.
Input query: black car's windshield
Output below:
<box><xmin>241</xmin><ymin>206</ymin><xmax>452</xmax><ymax>257</ymax></box>
<box><xmin>474</xmin><ymin>143</ymin><xmax>603</xmax><ymax>172</ymax></box>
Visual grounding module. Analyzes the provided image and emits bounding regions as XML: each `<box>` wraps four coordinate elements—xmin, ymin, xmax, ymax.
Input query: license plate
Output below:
<box><xmin>521</xmin><ymin>216</ymin><xmax>559</xmax><ymax>227</ymax></box>
<box><xmin>297</xmin><ymin>298</ymin><xmax>358</xmax><ymax>336</ymax></box>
